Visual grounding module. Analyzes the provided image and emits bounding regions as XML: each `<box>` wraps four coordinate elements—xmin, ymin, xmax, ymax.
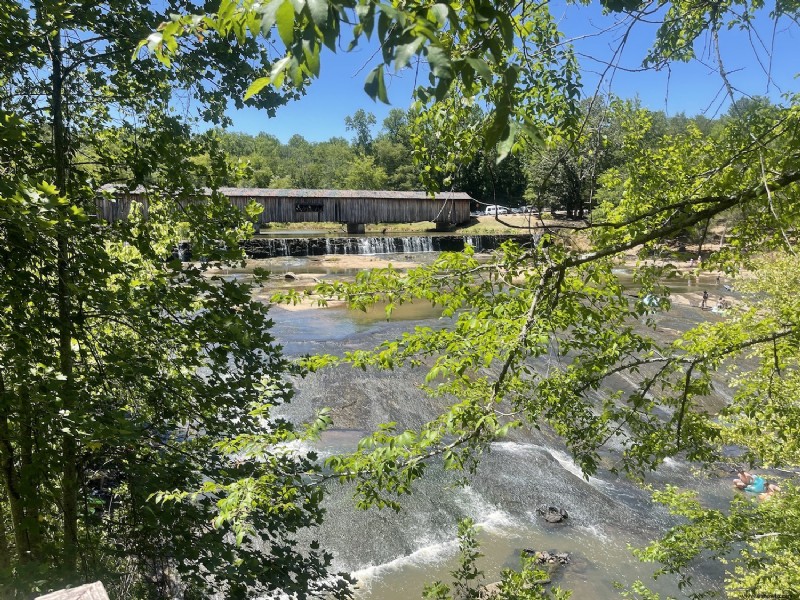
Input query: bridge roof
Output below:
<box><xmin>218</xmin><ymin>188</ymin><xmax>472</xmax><ymax>201</ymax></box>
<box><xmin>101</xmin><ymin>185</ymin><xmax>472</xmax><ymax>202</ymax></box>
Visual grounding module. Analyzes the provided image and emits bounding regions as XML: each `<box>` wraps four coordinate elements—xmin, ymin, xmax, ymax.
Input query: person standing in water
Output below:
<box><xmin>701</xmin><ymin>290</ymin><xmax>709</xmax><ymax>309</ymax></box>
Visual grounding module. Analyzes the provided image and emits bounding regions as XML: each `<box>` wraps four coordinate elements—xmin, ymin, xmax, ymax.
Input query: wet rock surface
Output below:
<box><xmin>537</xmin><ymin>505</ymin><xmax>569</xmax><ymax>523</ymax></box>
<box><xmin>522</xmin><ymin>549</ymin><xmax>571</xmax><ymax>565</ymax></box>
<box><xmin>477</xmin><ymin>552</ymin><xmax>571</xmax><ymax>597</ymax></box>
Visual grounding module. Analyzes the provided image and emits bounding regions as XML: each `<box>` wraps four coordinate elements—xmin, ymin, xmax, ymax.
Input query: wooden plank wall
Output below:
<box><xmin>98</xmin><ymin>192</ymin><xmax>471</xmax><ymax>225</ymax></box>
<box><xmin>227</xmin><ymin>195</ymin><xmax>470</xmax><ymax>224</ymax></box>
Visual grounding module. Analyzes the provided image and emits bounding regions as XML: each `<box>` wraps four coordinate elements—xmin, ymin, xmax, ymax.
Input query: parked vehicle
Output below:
<box><xmin>484</xmin><ymin>205</ymin><xmax>509</xmax><ymax>215</ymax></box>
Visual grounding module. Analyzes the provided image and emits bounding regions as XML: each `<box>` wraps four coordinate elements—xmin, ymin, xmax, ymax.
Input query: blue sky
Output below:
<box><xmin>223</xmin><ymin>3</ymin><xmax>798</xmax><ymax>143</ymax></box>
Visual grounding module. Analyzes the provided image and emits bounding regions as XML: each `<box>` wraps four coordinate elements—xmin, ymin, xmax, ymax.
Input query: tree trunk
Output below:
<box><xmin>19</xmin><ymin>391</ymin><xmax>42</xmax><ymax>555</ymax></box>
<box><xmin>50</xmin><ymin>25</ymin><xmax>79</xmax><ymax>569</ymax></box>
<box><xmin>698</xmin><ymin>218</ymin><xmax>711</xmax><ymax>257</ymax></box>
<box><xmin>0</xmin><ymin>494</ymin><xmax>9</xmax><ymax>571</ymax></box>
<box><xmin>0</xmin><ymin>375</ymin><xmax>31</xmax><ymax>562</ymax></box>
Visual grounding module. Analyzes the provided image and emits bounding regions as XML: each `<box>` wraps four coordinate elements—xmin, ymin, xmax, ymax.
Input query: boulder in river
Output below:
<box><xmin>478</xmin><ymin>582</ymin><xmax>502</xmax><ymax>599</ymax></box>
<box><xmin>522</xmin><ymin>549</ymin><xmax>571</xmax><ymax>566</ymax></box>
<box><xmin>479</xmin><ymin>549</ymin><xmax>572</xmax><ymax>598</ymax></box>
<box><xmin>536</xmin><ymin>505</ymin><xmax>569</xmax><ymax>523</ymax></box>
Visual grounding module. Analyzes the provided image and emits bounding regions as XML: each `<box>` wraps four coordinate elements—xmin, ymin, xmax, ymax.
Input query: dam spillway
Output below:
<box><xmin>241</xmin><ymin>234</ymin><xmax>537</xmax><ymax>258</ymax></box>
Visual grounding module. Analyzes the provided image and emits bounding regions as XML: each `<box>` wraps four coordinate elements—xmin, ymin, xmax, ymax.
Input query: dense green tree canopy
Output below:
<box><xmin>3</xmin><ymin>0</ymin><xmax>800</xmax><ymax>598</ymax></box>
<box><xmin>148</xmin><ymin>0</ymin><xmax>800</xmax><ymax>597</ymax></box>
<box><xmin>0</xmin><ymin>0</ymin><xmax>349</xmax><ymax>596</ymax></box>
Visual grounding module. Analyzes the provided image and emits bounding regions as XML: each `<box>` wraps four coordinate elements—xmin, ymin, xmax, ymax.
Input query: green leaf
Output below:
<box><xmin>430</xmin><ymin>3</ymin><xmax>449</xmax><ymax>26</ymax></box>
<box><xmin>218</xmin><ymin>0</ymin><xmax>235</xmax><ymax>20</ymax></box>
<box><xmin>306</xmin><ymin>0</ymin><xmax>328</xmax><ymax>27</ymax></box>
<box><xmin>244</xmin><ymin>77</ymin><xmax>271</xmax><ymax>100</ymax></box>
<box><xmin>465</xmin><ymin>57</ymin><xmax>492</xmax><ymax>81</ymax></box>
<box><xmin>425</xmin><ymin>45</ymin><xmax>451</xmax><ymax>78</ymax></box>
<box><xmin>356</xmin><ymin>2</ymin><xmax>375</xmax><ymax>38</ymax></box>
<box><xmin>145</xmin><ymin>32</ymin><xmax>163</xmax><ymax>51</ymax></box>
<box><xmin>497</xmin><ymin>13</ymin><xmax>513</xmax><ymax>46</ymax></box>
<box><xmin>484</xmin><ymin>104</ymin><xmax>510</xmax><ymax>149</ymax></box>
<box><xmin>260</xmin><ymin>0</ymin><xmax>284</xmax><ymax>34</ymax></box>
<box><xmin>395</xmin><ymin>36</ymin><xmax>425</xmax><ymax>72</ymax></box>
<box><xmin>364</xmin><ymin>66</ymin><xmax>389</xmax><ymax>104</ymax></box>
<box><xmin>496</xmin><ymin>121</ymin><xmax>518</xmax><ymax>163</ymax></box>
<box><xmin>303</xmin><ymin>39</ymin><xmax>321</xmax><ymax>77</ymax></box>
<box><xmin>601</xmin><ymin>0</ymin><xmax>643</xmax><ymax>11</ymax></box>
<box><xmin>270</xmin><ymin>55</ymin><xmax>292</xmax><ymax>87</ymax></box>
<box><xmin>276</xmin><ymin>0</ymin><xmax>295</xmax><ymax>46</ymax></box>
<box><xmin>322</xmin><ymin>12</ymin><xmax>339</xmax><ymax>50</ymax></box>
<box><xmin>377</xmin><ymin>9</ymin><xmax>392</xmax><ymax>47</ymax></box>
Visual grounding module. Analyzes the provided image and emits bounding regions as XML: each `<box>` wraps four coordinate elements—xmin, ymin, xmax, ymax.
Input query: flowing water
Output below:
<box><xmin>242</xmin><ymin>234</ymin><xmax>535</xmax><ymax>258</ymax></box>
<box><xmin>226</xmin><ymin>252</ymin><xmax>738</xmax><ymax>598</ymax></box>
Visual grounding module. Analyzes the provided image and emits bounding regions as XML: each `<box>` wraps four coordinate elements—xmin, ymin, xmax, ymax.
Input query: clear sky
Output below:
<box><xmin>222</xmin><ymin>3</ymin><xmax>798</xmax><ymax>143</ymax></box>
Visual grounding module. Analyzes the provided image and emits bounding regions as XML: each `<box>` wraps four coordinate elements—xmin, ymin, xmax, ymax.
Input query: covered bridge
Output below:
<box><xmin>99</xmin><ymin>187</ymin><xmax>473</xmax><ymax>233</ymax></box>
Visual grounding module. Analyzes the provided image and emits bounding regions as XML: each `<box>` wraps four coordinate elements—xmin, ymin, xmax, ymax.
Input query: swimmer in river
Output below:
<box><xmin>734</xmin><ymin>471</ymin><xmax>780</xmax><ymax>499</ymax></box>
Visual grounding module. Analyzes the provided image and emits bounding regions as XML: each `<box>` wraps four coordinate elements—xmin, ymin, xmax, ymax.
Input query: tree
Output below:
<box><xmin>11</xmin><ymin>0</ymin><xmax>800</xmax><ymax>598</ymax></box>
<box><xmin>525</xmin><ymin>98</ymin><xmax>625</xmax><ymax>219</ymax></box>
<box><xmin>373</xmin><ymin>109</ymin><xmax>420</xmax><ymax>190</ymax></box>
<box><xmin>381</xmin><ymin>108</ymin><xmax>412</xmax><ymax>145</ymax></box>
<box><xmin>0</xmin><ymin>1</ymin><xmax>349</xmax><ymax>597</ymax></box>
<box><xmin>290</xmin><ymin>97</ymin><xmax>800</xmax><ymax>598</ymax></box>
<box><xmin>451</xmin><ymin>146</ymin><xmax>526</xmax><ymax>208</ymax></box>
<box><xmin>373</xmin><ymin>137</ymin><xmax>419</xmax><ymax>190</ymax></box>
<box><xmin>149</xmin><ymin>0</ymin><xmax>582</xmax><ymax>165</ymax></box>
<box><xmin>153</xmin><ymin>1</ymin><xmax>800</xmax><ymax>597</ymax></box>
<box><xmin>342</xmin><ymin>154</ymin><xmax>389</xmax><ymax>190</ymax></box>
<box><xmin>345</xmin><ymin>109</ymin><xmax>377</xmax><ymax>154</ymax></box>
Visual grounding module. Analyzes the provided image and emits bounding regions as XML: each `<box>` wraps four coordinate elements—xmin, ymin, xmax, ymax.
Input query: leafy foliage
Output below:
<box><xmin>0</xmin><ymin>0</ymin><xmax>350</xmax><ymax>596</ymax></box>
<box><xmin>141</xmin><ymin>0</ymin><xmax>581</xmax><ymax>162</ymax></box>
<box><xmin>275</xmin><ymin>77</ymin><xmax>800</xmax><ymax>600</ymax></box>
<box><xmin>0</xmin><ymin>161</ymin><xmax>351</xmax><ymax>598</ymax></box>
<box><xmin>4</xmin><ymin>0</ymin><xmax>800</xmax><ymax>598</ymax></box>
<box><xmin>422</xmin><ymin>519</ymin><xmax>571</xmax><ymax>600</ymax></box>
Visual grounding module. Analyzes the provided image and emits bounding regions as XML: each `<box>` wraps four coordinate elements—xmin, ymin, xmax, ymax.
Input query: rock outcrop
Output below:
<box><xmin>536</xmin><ymin>504</ymin><xmax>569</xmax><ymax>523</ymax></box>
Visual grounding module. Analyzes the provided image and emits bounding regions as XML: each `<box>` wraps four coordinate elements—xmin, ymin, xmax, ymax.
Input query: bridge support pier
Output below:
<box><xmin>435</xmin><ymin>221</ymin><xmax>455</xmax><ymax>232</ymax></box>
<box><xmin>346</xmin><ymin>223</ymin><xmax>365</xmax><ymax>234</ymax></box>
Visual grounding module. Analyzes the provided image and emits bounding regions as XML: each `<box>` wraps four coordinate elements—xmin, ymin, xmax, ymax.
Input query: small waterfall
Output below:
<box><xmin>401</xmin><ymin>237</ymin><xmax>434</xmax><ymax>253</ymax></box>
<box><xmin>463</xmin><ymin>236</ymin><xmax>483</xmax><ymax>251</ymax></box>
<box><xmin>241</xmin><ymin>234</ymin><xmax>536</xmax><ymax>259</ymax></box>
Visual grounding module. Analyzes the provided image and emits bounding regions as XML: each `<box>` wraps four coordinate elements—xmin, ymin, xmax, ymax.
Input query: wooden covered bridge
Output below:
<box><xmin>99</xmin><ymin>187</ymin><xmax>473</xmax><ymax>233</ymax></box>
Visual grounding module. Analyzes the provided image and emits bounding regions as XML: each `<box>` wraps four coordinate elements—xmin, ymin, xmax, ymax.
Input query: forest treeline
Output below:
<box><xmin>207</xmin><ymin>101</ymin><xmax>728</xmax><ymax>218</ymax></box>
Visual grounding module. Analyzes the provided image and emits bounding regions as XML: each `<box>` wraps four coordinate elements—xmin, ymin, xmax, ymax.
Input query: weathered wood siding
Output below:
<box><xmin>96</xmin><ymin>193</ymin><xmax>144</xmax><ymax>223</ymax></box>
<box><xmin>98</xmin><ymin>188</ymin><xmax>472</xmax><ymax>225</ymax></box>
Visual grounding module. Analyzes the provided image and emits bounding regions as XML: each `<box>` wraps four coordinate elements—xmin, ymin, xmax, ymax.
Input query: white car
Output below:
<box><xmin>484</xmin><ymin>205</ymin><xmax>509</xmax><ymax>215</ymax></box>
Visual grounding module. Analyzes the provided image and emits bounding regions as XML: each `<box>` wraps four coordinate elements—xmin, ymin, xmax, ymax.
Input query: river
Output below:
<box><xmin>227</xmin><ymin>253</ymin><xmax>737</xmax><ymax>599</ymax></box>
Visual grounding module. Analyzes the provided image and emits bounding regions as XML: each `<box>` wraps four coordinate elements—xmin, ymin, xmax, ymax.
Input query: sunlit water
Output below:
<box><xmin>241</xmin><ymin>254</ymin><xmax>737</xmax><ymax>599</ymax></box>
